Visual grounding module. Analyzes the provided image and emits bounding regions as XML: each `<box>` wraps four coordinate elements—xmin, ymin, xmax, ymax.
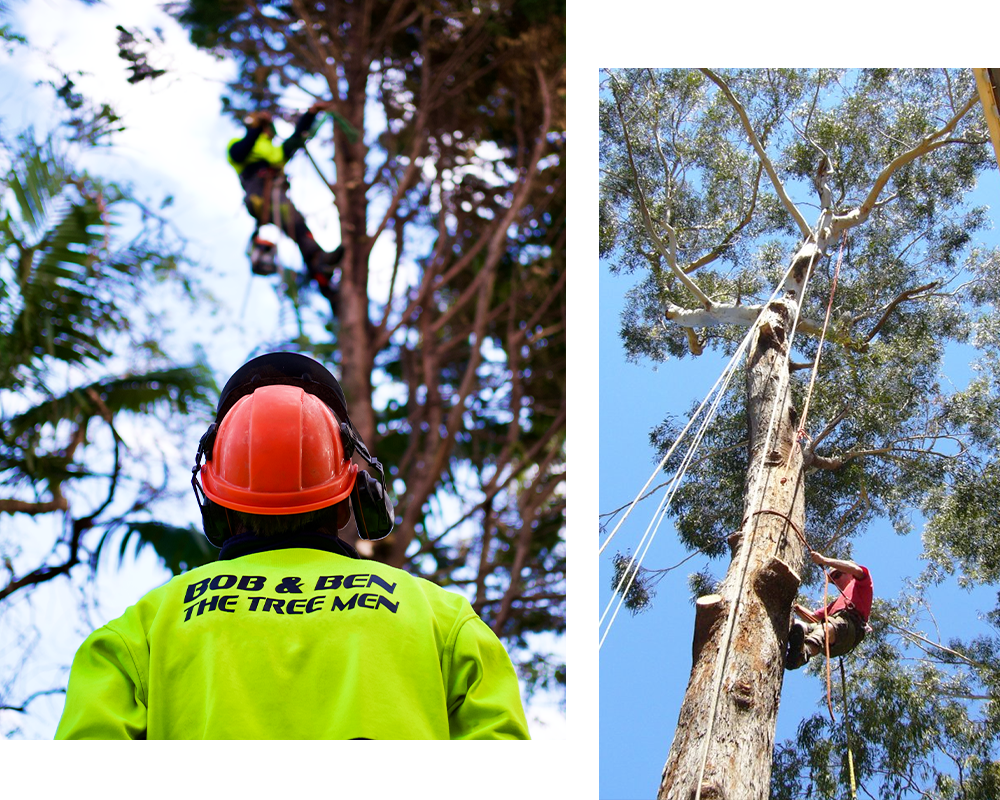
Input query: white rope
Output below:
<box><xmin>597</xmin><ymin>346</ymin><xmax>740</xmax><ymax>558</ymax></box>
<box><xmin>599</xmin><ymin>331</ymin><xmax>747</xmax><ymax>556</ymax></box>
<box><xmin>599</xmin><ymin>252</ymin><xmax>805</xmax><ymax>557</ymax></box>
<box><xmin>600</xmin><ymin>253</ymin><xmax>805</xmax><ymax>648</ymax></box>
<box><xmin>599</xmin><ymin>323</ymin><xmax>752</xmax><ymax>646</ymax></box>
<box><xmin>691</xmin><ymin>210</ymin><xmax>828</xmax><ymax>800</ymax></box>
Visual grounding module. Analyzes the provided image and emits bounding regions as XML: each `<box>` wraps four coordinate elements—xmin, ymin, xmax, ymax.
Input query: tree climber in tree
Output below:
<box><xmin>228</xmin><ymin>103</ymin><xmax>342</xmax><ymax>303</ymax></box>
<box><xmin>54</xmin><ymin>352</ymin><xmax>530</xmax><ymax>739</ymax></box>
<box><xmin>786</xmin><ymin>551</ymin><xmax>873</xmax><ymax>670</ymax></box>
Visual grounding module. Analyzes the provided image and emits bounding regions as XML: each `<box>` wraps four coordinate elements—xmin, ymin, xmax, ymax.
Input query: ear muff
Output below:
<box><xmin>191</xmin><ymin>423</ymin><xmax>228</xmax><ymax>548</ymax></box>
<box><xmin>338</xmin><ymin>420</ymin><xmax>393</xmax><ymax>541</ymax></box>
<box><xmin>197</xmin><ymin>495</ymin><xmax>231</xmax><ymax>549</ymax></box>
<box><xmin>351</xmin><ymin>470</ymin><xmax>394</xmax><ymax>541</ymax></box>
<box><xmin>191</xmin><ymin>353</ymin><xmax>395</xmax><ymax>544</ymax></box>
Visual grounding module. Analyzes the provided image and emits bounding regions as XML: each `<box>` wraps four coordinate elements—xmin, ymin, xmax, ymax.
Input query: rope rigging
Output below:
<box><xmin>604</xmin><ymin>183</ymin><xmax>862</xmax><ymax>797</ymax></box>
<box><xmin>599</xmin><ymin>328</ymin><xmax>750</xmax><ymax>644</ymax></box>
<box><xmin>691</xmin><ymin>207</ymin><xmax>861</xmax><ymax>798</ymax></box>
<box><xmin>840</xmin><ymin>658</ymin><xmax>859</xmax><ymax>800</ymax></box>
<box><xmin>692</xmin><ymin>224</ymin><xmax>826</xmax><ymax>800</ymax></box>
<box><xmin>608</xmin><ymin>172</ymin><xmax>983</xmax><ymax>799</ymax></box>
<box><xmin>600</xmin><ymin>250</ymin><xmax>809</xmax><ymax>648</ymax></box>
<box><xmin>795</xmin><ymin>230</ymin><xmax>848</xmax><ymax>453</ymax></box>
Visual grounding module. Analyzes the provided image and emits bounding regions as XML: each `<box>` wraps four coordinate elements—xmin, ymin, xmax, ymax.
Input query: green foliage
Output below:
<box><xmin>602</xmin><ymin>68</ymin><xmax>1000</xmax><ymax>582</ymax></box>
<box><xmin>601</xmin><ymin>68</ymin><xmax>990</xmax><ymax>364</ymax></box>
<box><xmin>687</xmin><ymin>569</ymin><xmax>718</xmax><ymax>602</ymax></box>
<box><xmin>39</xmin><ymin>73</ymin><xmax>124</xmax><ymax>145</ymax></box>
<box><xmin>603</xmin><ymin>68</ymin><xmax>1000</xmax><ymax>792</ymax></box>
<box><xmin>650</xmin><ymin>382</ymin><xmax>748</xmax><ymax>554</ymax></box>
<box><xmin>96</xmin><ymin>521</ymin><xmax>215</xmax><ymax>576</ymax></box>
<box><xmin>515</xmin><ymin>649</ymin><xmax>566</xmax><ymax>709</ymax></box>
<box><xmin>115</xmin><ymin>25</ymin><xmax>167</xmax><ymax>85</ymax></box>
<box><xmin>0</xmin><ymin>130</ymin><xmax>217</xmax><ymax>592</ymax></box>
<box><xmin>612</xmin><ymin>550</ymin><xmax>654</xmax><ymax>614</ymax></box>
<box><xmin>173</xmin><ymin>0</ymin><xmax>243</xmax><ymax>51</ymax></box>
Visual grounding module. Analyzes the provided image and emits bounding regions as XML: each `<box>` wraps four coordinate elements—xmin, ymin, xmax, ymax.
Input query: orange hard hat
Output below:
<box><xmin>198</xmin><ymin>384</ymin><xmax>358</xmax><ymax>515</ymax></box>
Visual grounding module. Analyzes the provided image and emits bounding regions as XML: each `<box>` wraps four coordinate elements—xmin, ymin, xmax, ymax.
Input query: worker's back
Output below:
<box><xmin>55</xmin><ymin>546</ymin><xmax>530</xmax><ymax>740</ymax></box>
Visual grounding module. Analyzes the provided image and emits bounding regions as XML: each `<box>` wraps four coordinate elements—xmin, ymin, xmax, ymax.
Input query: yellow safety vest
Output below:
<box><xmin>227</xmin><ymin>133</ymin><xmax>286</xmax><ymax>175</ymax></box>
<box><xmin>55</xmin><ymin>547</ymin><xmax>531</xmax><ymax>739</ymax></box>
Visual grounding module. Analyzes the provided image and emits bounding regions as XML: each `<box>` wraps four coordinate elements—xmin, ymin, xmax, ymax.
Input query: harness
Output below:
<box><xmin>242</xmin><ymin>165</ymin><xmax>293</xmax><ymax>277</ymax></box>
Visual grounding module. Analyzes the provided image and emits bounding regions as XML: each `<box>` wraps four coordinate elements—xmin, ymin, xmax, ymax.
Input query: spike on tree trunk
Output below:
<box><xmin>658</xmin><ymin>296</ymin><xmax>808</xmax><ymax>800</ymax></box>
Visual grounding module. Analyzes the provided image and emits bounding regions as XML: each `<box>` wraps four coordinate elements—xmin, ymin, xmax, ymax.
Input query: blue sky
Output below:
<box><xmin>597</xmin><ymin>100</ymin><xmax>1000</xmax><ymax>799</ymax></box>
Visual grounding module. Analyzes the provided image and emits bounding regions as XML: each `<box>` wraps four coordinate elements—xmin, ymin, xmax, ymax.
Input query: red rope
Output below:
<box><xmin>752</xmin><ymin>508</ymin><xmax>812</xmax><ymax>553</ymax></box>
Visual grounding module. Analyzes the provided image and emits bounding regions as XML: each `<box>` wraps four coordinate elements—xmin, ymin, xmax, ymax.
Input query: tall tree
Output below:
<box><xmin>600</xmin><ymin>68</ymin><xmax>999</xmax><ymax>798</ymax></box>
<box><xmin>174</xmin><ymin>0</ymin><xmax>567</xmax><ymax>698</ymax></box>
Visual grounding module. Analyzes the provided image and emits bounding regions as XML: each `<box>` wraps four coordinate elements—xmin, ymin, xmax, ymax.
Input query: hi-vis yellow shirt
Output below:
<box><xmin>226</xmin><ymin>133</ymin><xmax>286</xmax><ymax>174</ymax></box>
<box><xmin>55</xmin><ymin>548</ymin><xmax>530</xmax><ymax>739</ymax></box>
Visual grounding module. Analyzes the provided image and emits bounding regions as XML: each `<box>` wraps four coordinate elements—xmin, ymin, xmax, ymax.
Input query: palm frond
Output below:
<box><xmin>95</xmin><ymin>520</ymin><xmax>216</xmax><ymax>576</ymax></box>
<box><xmin>2</xmin><ymin>134</ymin><xmax>68</xmax><ymax>241</ymax></box>
<box><xmin>4</xmin><ymin>364</ymin><xmax>216</xmax><ymax>442</ymax></box>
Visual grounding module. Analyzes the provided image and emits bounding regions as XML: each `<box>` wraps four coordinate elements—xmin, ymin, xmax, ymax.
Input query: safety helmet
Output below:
<box><xmin>192</xmin><ymin>352</ymin><xmax>395</xmax><ymax>545</ymax></box>
<box><xmin>198</xmin><ymin>384</ymin><xmax>358</xmax><ymax>515</ymax></box>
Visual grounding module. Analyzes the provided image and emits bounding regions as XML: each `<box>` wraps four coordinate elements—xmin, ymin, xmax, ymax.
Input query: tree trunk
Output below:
<box><xmin>328</xmin><ymin>15</ymin><xmax>376</xmax><ymax>553</ymax></box>
<box><xmin>658</xmin><ymin>295</ymin><xmax>808</xmax><ymax>800</ymax></box>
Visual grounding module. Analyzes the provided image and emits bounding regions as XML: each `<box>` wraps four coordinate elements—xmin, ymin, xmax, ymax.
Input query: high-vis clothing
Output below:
<box><xmin>227</xmin><ymin>108</ymin><xmax>317</xmax><ymax>178</ymax></box>
<box><xmin>226</xmin><ymin>131</ymin><xmax>287</xmax><ymax>174</ymax></box>
<box><xmin>55</xmin><ymin>543</ymin><xmax>530</xmax><ymax>739</ymax></box>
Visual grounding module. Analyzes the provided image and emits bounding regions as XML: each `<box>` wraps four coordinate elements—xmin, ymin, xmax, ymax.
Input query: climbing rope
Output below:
<box><xmin>694</xmin><ymin>202</ymin><xmax>852</xmax><ymax>800</ymax></box>
<box><xmin>840</xmin><ymin>658</ymin><xmax>859</xmax><ymax>800</ymax></box>
<box><xmin>302</xmin><ymin>107</ymin><xmax>360</xmax><ymax>199</ymax></box>
<box><xmin>600</xmin><ymin>333</ymin><xmax>748</xmax><ymax>645</ymax></box>
<box><xmin>763</xmin><ymin>504</ymin><xmax>862</xmax><ymax>725</ymax></box>
<box><xmin>601</xmin><ymin>221</ymin><xmax>823</xmax><ymax>561</ymax></box>
<box><xmin>752</xmin><ymin>508</ymin><xmax>811</xmax><ymax>553</ymax></box>
<box><xmin>599</xmin><ymin>321</ymin><xmax>753</xmax><ymax>557</ymax></box>
<box><xmin>693</xmin><ymin>213</ymin><xmax>829</xmax><ymax>800</ymax></box>
<box><xmin>303</xmin><ymin>144</ymin><xmax>336</xmax><ymax>198</ymax></box>
<box><xmin>823</xmin><ymin>573</ymin><xmax>835</xmax><ymax>722</ymax></box>
<box><xmin>794</xmin><ymin>230</ymin><xmax>847</xmax><ymax>453</ymax></box>
<box><xmin>602</xmin><ymin>252</ymin><xmax>810</xmax><ymax>648</ymax></box>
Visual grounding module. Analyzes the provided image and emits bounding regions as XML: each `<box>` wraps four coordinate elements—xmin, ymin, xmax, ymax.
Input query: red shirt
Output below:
<box><xmin>813</xmin><ymin>565</ymin><xmax>872</xmax><ymax>622</ymax></box>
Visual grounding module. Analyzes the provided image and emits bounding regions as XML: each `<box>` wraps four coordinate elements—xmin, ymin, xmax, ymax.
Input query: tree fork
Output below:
<box><xmin>659</xmin><ymin>296</ymin><xmax>808</xmax><ymax>800</ymax></box>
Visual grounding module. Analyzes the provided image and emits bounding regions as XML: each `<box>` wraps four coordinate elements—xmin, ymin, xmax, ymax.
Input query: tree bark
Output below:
<box><xmin>658</xmin><ymin>295</ymin><xmax>808</xmax><ymax>800</ymax></box>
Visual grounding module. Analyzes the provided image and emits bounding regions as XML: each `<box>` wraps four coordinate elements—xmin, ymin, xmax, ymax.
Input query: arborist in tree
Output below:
<box><xmin>55</xmin><ymin>352</ymin><xmax>530</xmax><ymax>739</ymax></box>
<box><xmin>786</xmin><ymin>550</ymin><xmax>873</xmax><ymax>670</ymax></box>
<box><xmin>228</xmin><ymin>104</ymin><xmax>342</xmax><ymax>303</ymax></box>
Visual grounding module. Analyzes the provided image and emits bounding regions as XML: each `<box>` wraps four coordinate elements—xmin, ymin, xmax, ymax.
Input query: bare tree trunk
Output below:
<box><xmin>323</xmin><ymin>13</ymin><xmax>376</xmax><ymax>554</ymax></box>
<box><xmin>658</xmin><ymin>296</ymin><xmax>809</xmax><ymax>800</ymax></box>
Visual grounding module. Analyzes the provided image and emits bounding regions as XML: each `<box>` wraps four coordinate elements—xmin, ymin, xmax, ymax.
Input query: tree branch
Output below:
<box><xmin>288</xmin><ymin>0</ymin><xmax>341</xmax><ymax>90</ymax></box>
<box><xmin>610</xmin><ymin>72</ymin><xmax>713</xmax><ymax>309</ymax></box>
<box><xmin>700</xmin><ymin>68</ymin><xmax>811</xmax><ymax>238</ymax></box>
<box><xmin>0</xmin><ymin>687</ymin><xmax>66</xmax><ymax>713</ymax></box>
<box><xmin>808</xmin><ymin>437</ymin><xmax>967</xmax><ymax>471</ymax></box>
<box><xmin>832</xmin><ymin>91</ymin><xmax>982</xmax><ymax>233</ymax></box>
<box><xmin>861</xmin><ymin>281</ymin><xmax>942</xmax><ymax>343</ymax></box>
<box><xmin>806</xmin><ymin>405</ymin><xmax>852</xmax><ymax>449</ymax></box>
<box><xmin>0</xmin><ymin>495</ymin><xmax>68</xmax><ymax>515</ymax></box>
<box><xmin>684</xmin><ymin>161</ymin><xmax>764</xmax><ymax>274</ymax></box>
